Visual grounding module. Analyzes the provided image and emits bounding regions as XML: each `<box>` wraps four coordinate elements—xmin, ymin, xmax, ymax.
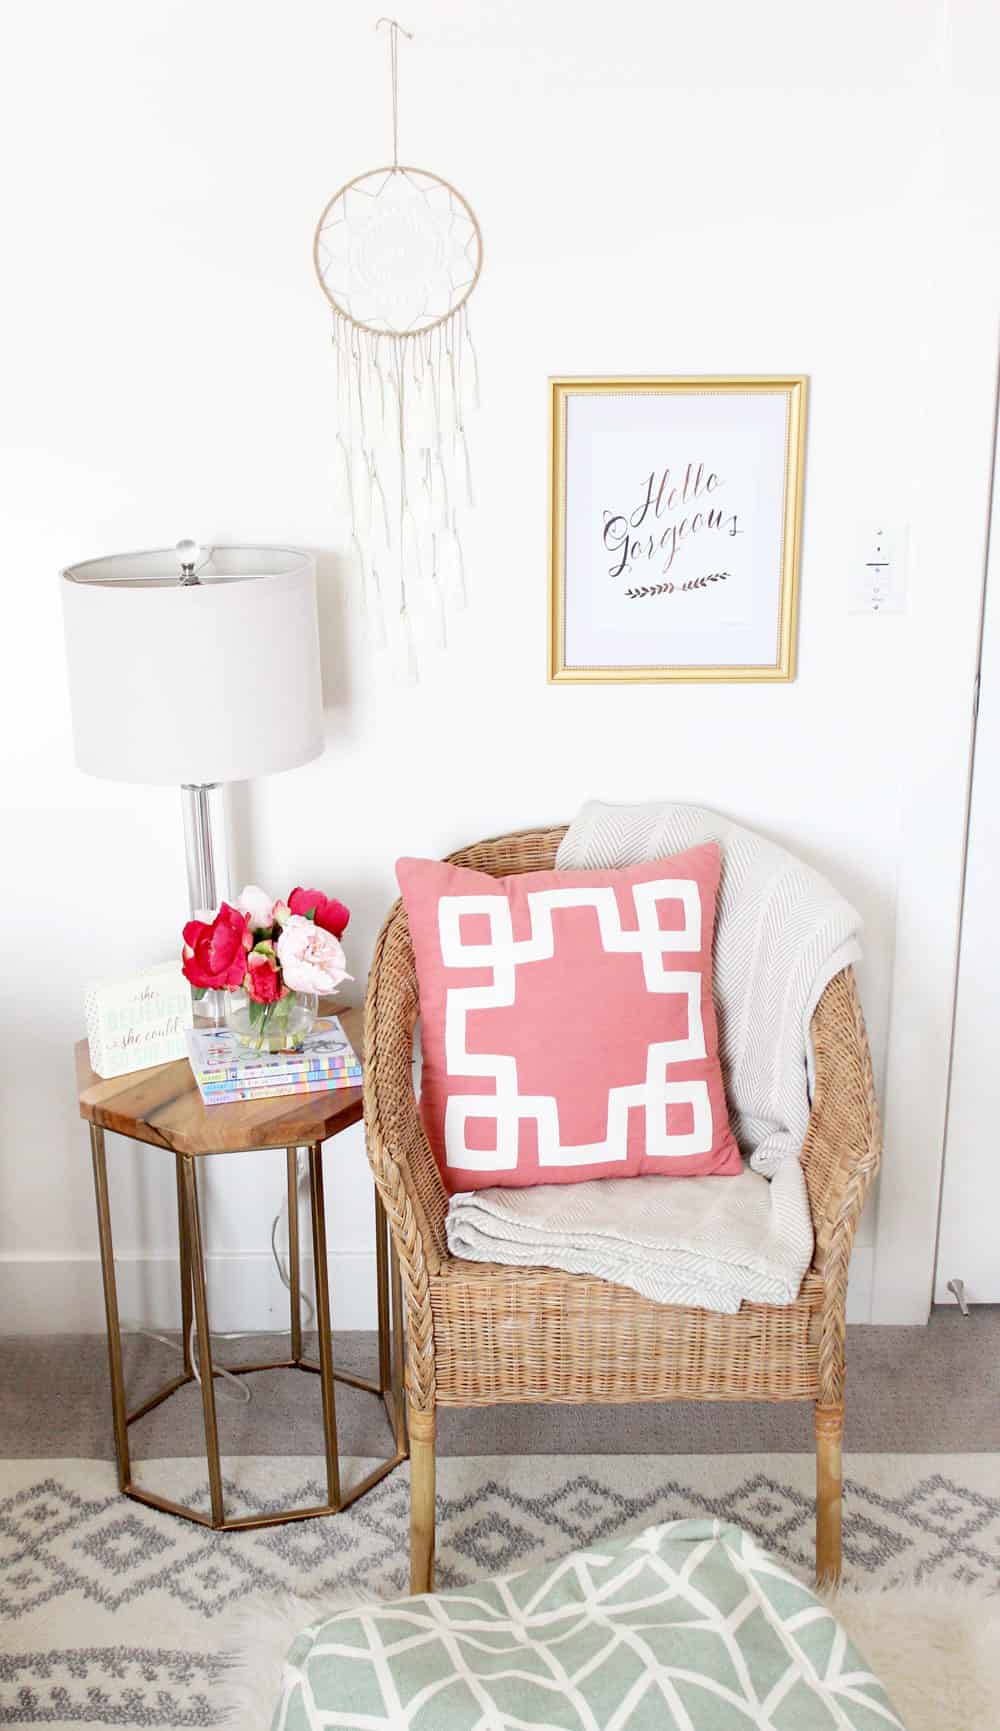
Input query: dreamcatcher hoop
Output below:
<box><xmin>312</xmin><ymin>19</ymin><xmax>483</xmax><ymax>677</ymax></box>
<box><xmin>312</xmin><ymin>165</ymin><xmax>483</xmax><ymax>339</ymax></box>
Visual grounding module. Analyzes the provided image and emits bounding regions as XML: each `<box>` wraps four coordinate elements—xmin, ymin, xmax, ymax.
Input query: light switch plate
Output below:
<box><xmin>851</xmin><ymin>523</ymin><xmax>908</xmax><ymax>613</ymax></box>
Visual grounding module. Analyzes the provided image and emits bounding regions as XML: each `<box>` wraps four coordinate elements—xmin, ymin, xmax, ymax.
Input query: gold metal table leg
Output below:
<box><xmin>286</xmin><ymin>1147</ymin><xmax>302</xmax><ymax>1364</ymax></box>
<box><xmin>175</xmin><ymin>1152</ymin><xmax>193</xmax><ymax>1375</ymax></box>
<box><xmin>90</xmin><ymin>1125</ymin><xmax>131</xmax><ymax>1492</ymax></box>
<box><xmin>180</xmin><ymin>1154</ymin><xmax>225</xmax><ymax>1527</ymax></box>
<box><xmin>307</xmin><ymin>1141</ymin><xmax>341</xmax><ymax>1509</ymax></box>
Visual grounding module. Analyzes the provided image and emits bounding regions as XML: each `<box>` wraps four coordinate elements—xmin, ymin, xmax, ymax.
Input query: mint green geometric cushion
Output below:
<box><xmin>273</xmin><ymin>1518</ymin><xmax>903</xmax><ymax>1730</ymax></box>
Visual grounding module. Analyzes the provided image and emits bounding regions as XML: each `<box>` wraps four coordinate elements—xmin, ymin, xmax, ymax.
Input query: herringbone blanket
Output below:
<box><xmin>446</xmin><ymin>801</ymin><xmax>861</xmax><ymax>1311</ymax></box>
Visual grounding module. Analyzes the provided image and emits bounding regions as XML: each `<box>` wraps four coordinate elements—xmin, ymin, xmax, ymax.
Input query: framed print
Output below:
<box><xmin>548</xmin><ymin>375</ymin><xmax>807</xmax><ymax>682</ymax></box>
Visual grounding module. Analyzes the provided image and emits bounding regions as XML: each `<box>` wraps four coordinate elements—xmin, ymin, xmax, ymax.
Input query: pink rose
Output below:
<box><xmin>182</xmin><ymin>903</ymin><xmax>252</xmax><ymax>990</ymax></box>
<box><xmin>238</xmin><ymin>885</ymin><xmax>276</xmax><ymax>932</ymax></box>
<box><xmin>288</xmin><ymin>887</ymin><xmax>350</xmax><ymax>939</ymax></box>
<box><xmin>276</xmin><ymin>915</ymin><xmax>351</xmax><ymax>996</ymax></box>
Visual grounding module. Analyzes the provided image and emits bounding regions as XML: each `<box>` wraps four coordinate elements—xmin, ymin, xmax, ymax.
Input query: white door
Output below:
<box><xmin>936</xmin><ymin>416</ymin><xmax>1000</xmax><ymax>1305</ymax></box>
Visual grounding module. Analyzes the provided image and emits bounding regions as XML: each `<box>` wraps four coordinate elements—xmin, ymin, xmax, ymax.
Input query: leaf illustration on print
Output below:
<box><xmin>625</xmin><ymin>573</ymin><xmax>731</xmax><ymax>601</ymax></box>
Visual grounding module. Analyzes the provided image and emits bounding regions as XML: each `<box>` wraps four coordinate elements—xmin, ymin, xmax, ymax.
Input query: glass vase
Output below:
<box><xmin>225</xmin><ymin>989</ymin><xmax>318</xmax><ymax>1054</ymax></box>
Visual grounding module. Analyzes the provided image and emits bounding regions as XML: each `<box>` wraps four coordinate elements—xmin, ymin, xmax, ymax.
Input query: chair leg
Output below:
<box><xmin>815</xmin><ymin>1401</ymin><xmax>843</xmax><ymax>1585</ymax></box>
<box><xmin>409</xmin><ymin>1406</ymin><xmax>436</xmax><ymax>1596</ymax></box>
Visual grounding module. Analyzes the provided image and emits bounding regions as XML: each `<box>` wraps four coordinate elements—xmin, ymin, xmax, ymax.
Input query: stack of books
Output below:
<box><xmin>185</xmin><ymin>1017</ymin><xmax>362</xmax><ymax>1106</ymax></box>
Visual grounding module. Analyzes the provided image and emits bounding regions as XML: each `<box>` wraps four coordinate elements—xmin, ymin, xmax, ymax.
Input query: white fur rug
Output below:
<box><xmin>222</xmin><ymin>1579</ymin><xmax>1000</xmax><ymax>1731</ymax></box>
<box><xmin>826</xmin><ymin>1581</ymin><xmax>1000</xmax><ymax>1731</ymax></box>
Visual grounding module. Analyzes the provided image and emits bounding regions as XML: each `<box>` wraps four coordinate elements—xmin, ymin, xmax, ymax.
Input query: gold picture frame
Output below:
<box><xmin>548</xmin><ymin>375</ymin><xmax>807</xmax><ymax>683</ymax></box>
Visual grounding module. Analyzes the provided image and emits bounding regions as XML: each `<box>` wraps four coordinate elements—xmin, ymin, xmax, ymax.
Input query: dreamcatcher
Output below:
<box><xmin>313</xmin><ymin>18</ymin><xmax>483</xmax><ymax>676</ymax></box>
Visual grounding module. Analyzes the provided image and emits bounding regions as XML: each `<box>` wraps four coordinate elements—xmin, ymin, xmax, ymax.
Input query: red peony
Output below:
<box><xmin>245</xmin><ymin>950</ymin><xmax>286</xmax><ymax>1004</ymax></box>
<box><xmin>288</xmin><ymin>886</ymin><xmax>350</xmax><ymax>939</ymax></box>
<box><xmin>182</xmin><ymin>903</ymin><xmax>252</xmax><ymax>990</ymax></box>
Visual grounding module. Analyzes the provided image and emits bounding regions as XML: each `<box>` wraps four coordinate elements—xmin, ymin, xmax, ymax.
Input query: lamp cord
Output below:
<box><xmin>124</xmin><ymin>1150</ymin><xmax>317</xmax><ymax>1406</ymax></box>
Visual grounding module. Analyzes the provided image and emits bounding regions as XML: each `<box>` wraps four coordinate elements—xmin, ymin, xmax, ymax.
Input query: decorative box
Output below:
<box><xmin>85</xmin><ymin>960</ymin><xmax>193</xmax><ymax>1078</ymax></box>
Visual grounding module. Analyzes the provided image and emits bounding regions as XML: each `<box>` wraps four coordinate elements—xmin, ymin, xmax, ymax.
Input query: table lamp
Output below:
<box><xmin>60</xmin><ymin>541</ymin><xmax>324</xmax><ymax>917</ymax></box>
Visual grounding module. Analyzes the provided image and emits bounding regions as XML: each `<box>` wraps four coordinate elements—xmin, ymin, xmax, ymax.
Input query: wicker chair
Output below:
<box><xmin>363</xmin><ymin>826</ymin><xmax>881</xmax><ymax>1594</ymax></box>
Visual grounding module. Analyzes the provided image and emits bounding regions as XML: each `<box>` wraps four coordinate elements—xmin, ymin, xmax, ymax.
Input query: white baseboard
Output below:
<box><xmin>4</xmin><ymin>1243</ymin><xmax>880</xmax><ymax>1334</ymax></box>
<box><xmin>0</xmin><ymin>1250</ymin><xmax>379</xmax><ymax>1335</ymax></box>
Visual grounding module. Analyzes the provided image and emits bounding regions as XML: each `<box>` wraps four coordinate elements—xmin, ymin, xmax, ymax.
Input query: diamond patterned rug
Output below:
<box><xmin>1</xmin><ymin>1453</ymin><xmax>998</xmax><ymax>1727</ymax></box>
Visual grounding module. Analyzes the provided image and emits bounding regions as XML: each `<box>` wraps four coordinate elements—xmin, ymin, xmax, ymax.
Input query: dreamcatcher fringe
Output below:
<box><xmin>331</xmin><ymin>305</ymin><xmax>478</xmax><ymax>675</ymax></box>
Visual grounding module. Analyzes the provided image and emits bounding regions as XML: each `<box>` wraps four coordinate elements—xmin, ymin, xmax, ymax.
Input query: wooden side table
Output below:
<box><xmin>76</xmin><ymin>1006</ymin><xmax>408</xmax><ymax>1532</ymax></box>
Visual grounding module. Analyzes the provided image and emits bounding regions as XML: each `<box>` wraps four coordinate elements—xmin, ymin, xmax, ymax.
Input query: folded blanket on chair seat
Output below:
<box><xmin>272</xmin><ymin>1518</ymin><xmax>903</xmax><ymax>1731</ymax></box>
<box><xmin>446</xmin><ymin>800</ymin><xmax>862</xmax><ymax>1311</ymax></box>
<box><xmin>446</xmin><ymin>1164</ymin><xmax>812</xmax><ymax>1311</ymax></box>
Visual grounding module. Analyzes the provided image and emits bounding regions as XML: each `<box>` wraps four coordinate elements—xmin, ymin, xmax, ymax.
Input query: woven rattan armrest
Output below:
<box><xmin>800</xmin><ymin>964</ymin><xmax>882</xmax><ymax>1403</ymax></box>
<box><xmin>363</xmin><ymin>826</ymin><xmax>570</xmax><ymax>1294</ymax></box>
<box><xmin>802</xmin><ymin>967</ymin><xmax>881</xmax><ymax>1269</ymax></box>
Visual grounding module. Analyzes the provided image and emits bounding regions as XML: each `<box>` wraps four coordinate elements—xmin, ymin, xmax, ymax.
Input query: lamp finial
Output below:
<box><xmin>175</xmin><ymin>539</ymin><xmax>202</xmax><ymax>585</ymax></box>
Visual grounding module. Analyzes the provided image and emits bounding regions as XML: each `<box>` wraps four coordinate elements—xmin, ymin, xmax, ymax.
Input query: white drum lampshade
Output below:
<box><xmin>61</xmin><ymin>545</ymin><xmax>324</xmax><ymax>786</ymax></box>
<box><xmin>61</xmin><ymin>543</ymin><xmax>325</xmax><ymax>919</ymax></box>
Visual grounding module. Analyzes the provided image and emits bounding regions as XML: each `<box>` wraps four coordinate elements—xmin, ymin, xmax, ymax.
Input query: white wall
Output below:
<box><xmin>2</xmin><ymin>0</ymin><xmax>998</xmax><ymax>1332</ymax></box>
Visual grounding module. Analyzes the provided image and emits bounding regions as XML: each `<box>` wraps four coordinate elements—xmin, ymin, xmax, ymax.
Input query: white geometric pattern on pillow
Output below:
<box><xmin>439</xmin><ymin>880</ymin><xmax>713</xmax><ymax>1172</ymax></box>
<box><xmin>273</xmin><ymin>1518</ymin><xmax>903</xmax><ymax>1730</ymax></box>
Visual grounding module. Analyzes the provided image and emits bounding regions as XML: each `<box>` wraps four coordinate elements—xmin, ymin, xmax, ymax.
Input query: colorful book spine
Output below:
<box><xmin>195</xmin><ymin>1056</ymin><xmax>359</xmax><ymax>1085</ymax></box>
<box><xmin>199</xmin><ymin>1074</ymin><xmax>361</xmax><ymax>1098</ymax></box>
<box><xmin>198</xmin><ymin>1063</ymin><xmax>361</xmax><ymax>1093</ymax></box>
<box><xmin>197</xmin><ymin>1070</ymin><xmax>362</xmax><ymax>1106</ymax></box>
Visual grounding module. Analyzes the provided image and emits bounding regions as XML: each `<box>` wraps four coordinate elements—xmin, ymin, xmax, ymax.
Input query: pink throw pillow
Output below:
<box><xmin>396</xmin><ymin>846</ymin><xmax>741</xmax><ymax>1193</ymax></box>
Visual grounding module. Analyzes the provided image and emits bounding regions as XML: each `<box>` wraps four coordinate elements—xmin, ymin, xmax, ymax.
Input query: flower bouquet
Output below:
<box><xmin>181</xmin><ymin>885</ymin><xmax>351</xmax><ymax>1052</ymax></box>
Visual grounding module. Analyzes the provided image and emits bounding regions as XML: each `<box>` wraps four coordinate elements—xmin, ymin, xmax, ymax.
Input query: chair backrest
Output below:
<box><xmin>446</xmin><ymin>826</ymin><xmax>568</xmax><ymax>878</ymax></box>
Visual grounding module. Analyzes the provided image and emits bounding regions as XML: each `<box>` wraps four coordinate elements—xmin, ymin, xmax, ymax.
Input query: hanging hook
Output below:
<box><xmin>376</xmin><ymin>18</ymin><xmax>414</xmax><ymax>169</ymax></box>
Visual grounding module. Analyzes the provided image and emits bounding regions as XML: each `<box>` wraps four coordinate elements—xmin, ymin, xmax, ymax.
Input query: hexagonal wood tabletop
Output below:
<box><xmin>75</xmin><ymin>1005</ymin><xmax>365</xmax><ymax>1155</ymax></box>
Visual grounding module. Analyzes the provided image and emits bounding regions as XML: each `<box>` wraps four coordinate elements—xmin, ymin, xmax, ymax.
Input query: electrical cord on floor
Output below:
<box><xmin>124</xmin><ymin>1149</ymin><xmax>316</xmax><ymax>1406</ymax></box>
<box><xmin>131</xmin><ymin>1322</ymin><xmax>254</xmax><ymax>1404</ymax></box>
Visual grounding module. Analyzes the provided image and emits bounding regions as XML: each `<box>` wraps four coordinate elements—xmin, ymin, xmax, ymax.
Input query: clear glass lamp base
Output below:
<box><xmin>192</xmin><ymin>989</ymin><xmax>228</xmax><ymax>1030</ymax></box>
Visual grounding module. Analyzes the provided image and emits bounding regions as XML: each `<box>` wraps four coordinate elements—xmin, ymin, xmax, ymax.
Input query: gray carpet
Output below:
<box><xmin>2</xmin><ymin>1306</ymin><xmax>997</xmax><ymax>1458</ymax></box>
